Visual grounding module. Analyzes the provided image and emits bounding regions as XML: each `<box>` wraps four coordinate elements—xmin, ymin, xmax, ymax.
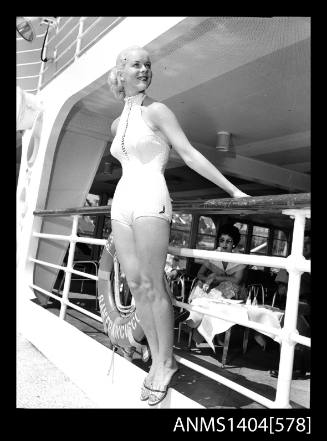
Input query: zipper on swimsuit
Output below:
<box><xmin>121</xmin><ymin>93</ymin><xmax>146</xmax><ymax>160</ymax></box>
<box><xmin>120</xmin><ymin>101</ymin><xmax>132</xmax><ymax>161</ymax></box>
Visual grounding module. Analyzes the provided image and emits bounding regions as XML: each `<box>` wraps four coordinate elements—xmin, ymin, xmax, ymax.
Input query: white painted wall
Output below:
<box><xmin>33</xmin><ymin>130</ymin><xmax>106</xmax><ymax>303</ymax></box>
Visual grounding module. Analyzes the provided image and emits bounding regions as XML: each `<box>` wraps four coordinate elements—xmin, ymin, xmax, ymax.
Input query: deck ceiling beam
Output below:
<box><xmin>170</xmin><ymin>183</ymin><xmax>273</xmax><ymax>200</ymax></box>
<box><xmin>234</xmin><ymin>131</ymin><xmax>310</xmax><ymax>157</ymax></box>
<box><xmin>169</xmin><ymin>141</ymin><xmax>310</xmax><ymax>192</ymax></box>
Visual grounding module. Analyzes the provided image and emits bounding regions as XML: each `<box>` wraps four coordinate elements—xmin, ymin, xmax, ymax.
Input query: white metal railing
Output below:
<box><xmin>17</xmin><ymin>48</ymin><xmax>41</xmax><ymax>54</ymax></box>
<box><xmin>16</xmin><ymin>74</ymin><xmax>40</xmax><ymax>80</ymax></box>
<box><xmin>50</xmin><ymin>17</ymin><xmax>74</xmax><ymax>38</ymax></box>
<box><xmin>17</xmin><ymin>17</ymin><xmax>125</xmax><ymax>93</ymax></box>
<box><xmin>17</xmin><ymin>61</ymin><xmax>42</xmax><ymax>67</ymax></box>
<box><xmin>39</xmin><ymin>17</ymin><xmax>125</xmax><ymax>91</ymax></box>
<box><xmin>30</xmin><ymin>194</ymin><xmax>310</xmax><ymax>408</ymax></box>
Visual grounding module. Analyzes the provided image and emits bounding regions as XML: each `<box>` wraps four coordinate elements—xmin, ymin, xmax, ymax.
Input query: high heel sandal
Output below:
<box><xmin>147</xmin><ymin>369</ymin><xmax>179</xmax><ymax>406</ymax></box>
<box><xmin>140</xmin><ymin>378</ymin><xmax>152</xmax><ymax>401</ymax></box>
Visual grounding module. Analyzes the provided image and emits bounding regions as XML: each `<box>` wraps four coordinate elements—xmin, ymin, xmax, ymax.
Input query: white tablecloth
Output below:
<box><xmin>186</xmin><ymin>298</ymin><xmax>284</xmax><ymax>351</ymax></box>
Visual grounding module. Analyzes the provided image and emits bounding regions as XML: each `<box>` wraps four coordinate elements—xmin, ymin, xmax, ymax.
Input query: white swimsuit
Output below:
<box><xmin>110</xmin><ymin>93</ymin><xmax>172</xmax><ymax>226</ymax></box>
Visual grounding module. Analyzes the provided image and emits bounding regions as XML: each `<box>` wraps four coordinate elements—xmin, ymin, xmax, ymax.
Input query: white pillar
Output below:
<box><xmin>274</xmin><ymin>209</ymin><xmax>308</xmax><ymax>407</ymax></box>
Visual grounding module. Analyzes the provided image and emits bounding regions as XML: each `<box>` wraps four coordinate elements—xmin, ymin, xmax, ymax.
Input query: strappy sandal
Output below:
<box><xmin>147</xmin><ymin>385</ymin><xmax>169</xmax><ymax>406</ymax></box>
<box><xmin>140</xmin><ymin>379</ymin><xmax>152</xmax><ymax>401</ymax></box>
<box><xmin>147</xmin><ymin>369</ymin><xmax>179</xmax><ymax>406</ymax></box>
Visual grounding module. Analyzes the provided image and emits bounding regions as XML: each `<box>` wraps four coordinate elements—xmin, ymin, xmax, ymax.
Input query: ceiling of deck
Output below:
<box><xmin>17</xmin><ymin>17</ymin><xmax>311</xmax><ymax>201</ymax></box>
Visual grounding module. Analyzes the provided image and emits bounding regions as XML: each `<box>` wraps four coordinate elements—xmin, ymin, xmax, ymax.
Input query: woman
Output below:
<box><xmin>187</xmin><ymin>224</ymin><xmax>247</xmax><ymax>346</ymax></box>
<box><xmin>107</xmin><ymin>45</ymin><xmax>249</xmax><ymax>406</ymax></box>
<box><xmin>191</xmin><ymin>224</ymin><xmax>247</xmax><ymax>301</ymax></box>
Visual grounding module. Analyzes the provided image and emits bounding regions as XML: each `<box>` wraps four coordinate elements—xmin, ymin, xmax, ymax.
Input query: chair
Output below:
<box><xmin>176</xmin><ymin>275</ymin><xmax>197</xmax><ymax>344</ymax></box>
<box><xmin>177</xmin><ymin>278</ymin><xmax>234</xmax><ymax>367</ymax></box>
<box><xmin>297</xmin><ymin>301</ymin><xmax>311</xmax><ymax>337</ymax></box>
<box><xmin>242</xmin><ymin>283</ymin><xmax>277</xmax><ymax>353</ymax></box>
<box><xmin>177</xmin><ymin>320</ymin><xmax>232</xmax><ymax>367</ymax></box>
<box><xmin>169</xmin><ymin>272</ymin><xmax>186</xmax><ymax>311</ymax></box>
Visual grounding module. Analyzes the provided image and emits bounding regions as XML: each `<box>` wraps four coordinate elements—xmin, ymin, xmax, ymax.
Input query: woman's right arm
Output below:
<box><xmin>197</xmin><ymin>264</ymin><xmax>209</xmax><ymax>283</ymax></box>
<box><xmin>147</xmin><ymin>103</ymin><xmax>249</xmax><ymax>198</ymax></box>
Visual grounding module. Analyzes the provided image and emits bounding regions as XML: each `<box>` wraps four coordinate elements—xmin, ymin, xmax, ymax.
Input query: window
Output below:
<box><xmin>102</xmin><ymin>198</ymin><xmax>113</xmax><ymax>239</ymax></box>
<box><xmin>196</xmin><ymin>216</ymin><xmax>216</xmax><ymax>250</ymax></box>
<box><xmin>272</xmin><ymin>229</ymin><xmax>289</xmax><ymax>257</ymax></box>
<box><xmin>250</xmin><ymin>226</ymin><xmax>269</xmax><ymax>255</ymax></box>
<box><xmin>78</xmin><ymin>193</ymin><xmax>99</xmax><ymax>237</ymax></box>
<box><xmin>74</xmin><ymin>193</ymin><xmax>99</xmax><ymax>259</ymax></box>
<box><xmin>169</xmin><ymin>213</ymin><xmax>192</xmax><ymax>269</ymax></box>
<box><xmin>249</xmin><ymin>225</ymin><xmax>269</xmax><ymax>270</ymax></box>
<box><xmin>170</xmin><ymin>213</ymin><xmax>192</xmax><ymax>247</ymax></box>
<box><xmin>233</xmin><ymin>222</ymin><xmax>248</xmax><ymax>253</ymax></box>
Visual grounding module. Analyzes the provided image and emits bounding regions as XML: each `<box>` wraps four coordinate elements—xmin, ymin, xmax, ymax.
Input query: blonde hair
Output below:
<box><xmin>107</xmin><ymin>46</ymin><xmax>148</xmax><ymax>101</ymax></box>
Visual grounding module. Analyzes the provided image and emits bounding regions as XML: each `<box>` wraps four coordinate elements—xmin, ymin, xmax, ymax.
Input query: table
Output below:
<box><xmin>186</xmin><ymin>298</ymin><xmax>284</xmax><ymax>351</ymax></box>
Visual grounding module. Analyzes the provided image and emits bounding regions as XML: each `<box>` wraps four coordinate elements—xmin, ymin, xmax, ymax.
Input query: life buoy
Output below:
<box><xmin>98</xmin><ymin>235</ymin><xmax>148</xmax><ymax>359</ymax></box>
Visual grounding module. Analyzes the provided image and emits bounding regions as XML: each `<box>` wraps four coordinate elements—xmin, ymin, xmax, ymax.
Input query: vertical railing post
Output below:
<box><xmin>75</xmin><ymin>17</ymin><xmax>86</xmax><ymax>60</ymax></box>
<box><xmin>59</xmin><ymin>215</ymin><xmax>79</xmax><ymax>319</ymax></box>
<box><xmin>274</xmin><ymin>209</ymin><xmax>308</xmax><ymax>408</ymax></box>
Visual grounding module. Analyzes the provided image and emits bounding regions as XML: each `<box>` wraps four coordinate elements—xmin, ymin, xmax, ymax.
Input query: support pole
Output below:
<box><xmin>274</xmin><ymin>209</ymin><xmax>307</xmax><ymax>407</ymax></box>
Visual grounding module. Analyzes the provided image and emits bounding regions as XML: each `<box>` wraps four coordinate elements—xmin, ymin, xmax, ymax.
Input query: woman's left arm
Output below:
<box><xmin>148</xmin><ymin>102</ymin><xmax>249</xmax><ymax>198</ymax></box>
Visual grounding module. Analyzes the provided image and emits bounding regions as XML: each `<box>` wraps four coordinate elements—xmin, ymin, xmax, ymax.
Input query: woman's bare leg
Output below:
<box><xmin>111</xmin><ymin>220</ymin><xmax>159</xmax><ymax>381</ymax></box>
<box><xmin>134</xmin><ymin>217</ymin><xmax>178</xmax><ymax>389</ymax></box>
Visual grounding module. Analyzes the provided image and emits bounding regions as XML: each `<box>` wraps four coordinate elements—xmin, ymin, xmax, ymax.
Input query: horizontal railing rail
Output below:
<box><xmin>172</xmin><ymin>192</ymin><xmax>311</xmax><ymax>213</ymax></box>
<box><xmin>17</xmin><ymin>61</ymin><xmax>43</xmax><ymax>67</ymax></box>
<box><xmin>33</xmin><ymin>192</ymin><xmax>310</xmax><ymax>217</ymax></box>
<box><xmin>50</xmin><ymin>17</ymin><xmax>75</xmax><ymax>40</ymax></box>
<box><xmin>30</xmin><ymin>192</ymin><xmax>311</xmax><ymax>408</ymax></box>
<box><xmin>16</xmin><ymin>74</ymin><xmax>40</xmax><ymax>80</ymax></box>
<box><xmin>17</xmin><ymin>48</ymin><xmax>42</xmax><ymax>54</ymax></box>
<box><xmin>30</xmin><ymin>231</ymin><xmax>311</xmax><ymax>345</ymax></box>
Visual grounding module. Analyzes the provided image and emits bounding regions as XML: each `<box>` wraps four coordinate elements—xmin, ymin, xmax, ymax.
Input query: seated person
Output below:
<box><xmin>166</xmin><ymin>256</ymin><xmax>183</xmax><ymax>282</ymax></box>
<box><xmin>271</xmin><ymin>268</ymin><xmax>288</xmax><ymax>309</ymax></box>
<box><xmin>189</xmin><ymin>224</ymin><xmax>247</xmax><ymax>302</ymax></box>
<box><xmin>187</xmin><ymin>224</ymin><xmax>247</xmax><ymax>345</ymax></box>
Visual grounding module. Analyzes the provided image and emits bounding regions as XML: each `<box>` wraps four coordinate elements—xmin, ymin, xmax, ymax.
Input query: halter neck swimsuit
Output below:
<box><xmin>110</xmin><ymin>93</ymin><xmax>172</xmax><ymax>226</ymax></box>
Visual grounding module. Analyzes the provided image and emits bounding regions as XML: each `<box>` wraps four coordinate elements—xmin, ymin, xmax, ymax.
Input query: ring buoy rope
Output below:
<box><xmin>98</xmin><ymin>234</ymin><xmax>149</xmax><ymax>361</ymax></box>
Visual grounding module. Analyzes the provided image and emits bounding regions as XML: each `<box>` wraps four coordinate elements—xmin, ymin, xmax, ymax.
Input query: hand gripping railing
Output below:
<box><xmin>31</xmin><ymin>193</ymin><xmax>310</xmax><ymax>408</ymax></box>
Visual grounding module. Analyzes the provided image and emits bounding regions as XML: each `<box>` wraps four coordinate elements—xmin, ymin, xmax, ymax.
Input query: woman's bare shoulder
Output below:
<box><xmin>144</xmin><ymin>97</ymin><xmax>176</xmax><ymax>127</ymax></box>
<box><xmin>144</xmin><ymin>96</ymin><xmax>171</xmax><ymax>113</ymax></box>
<box><xmin>111</xmin><ymin>117</ymin><xmax>120</xmax><ymax>137</ymax></box>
